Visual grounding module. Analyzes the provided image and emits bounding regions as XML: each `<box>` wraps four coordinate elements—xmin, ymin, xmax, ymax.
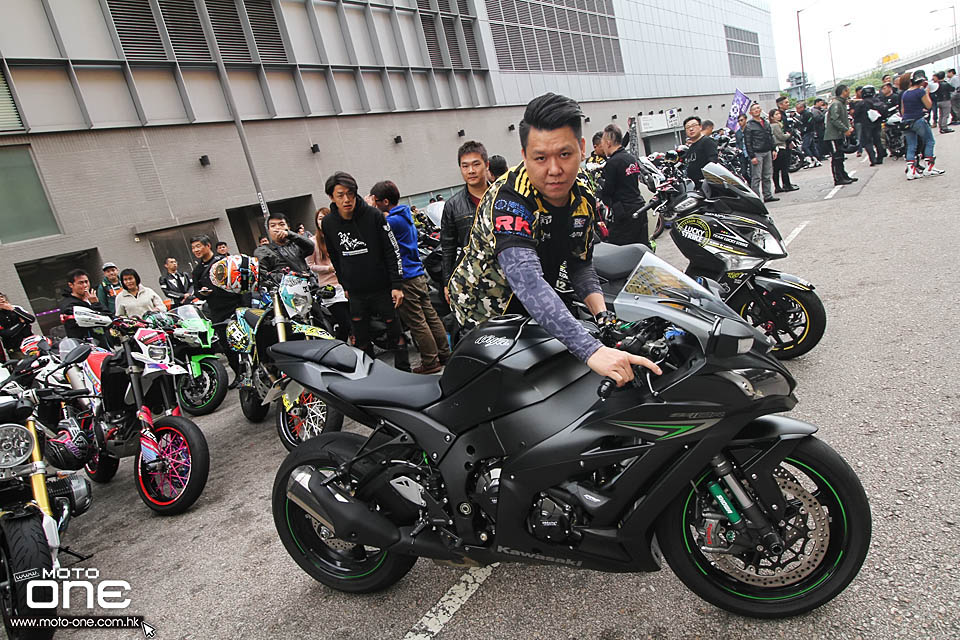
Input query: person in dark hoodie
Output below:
<box><xmin>370</xmin><ymin>180</ymin><xmax>451</xmax><ymax>374</ymax></box>
<box><xmin>321</xmin><ymin>171</ymin><xmax>409</xmax><ymax>371</ymax></box>
<box><xmin>59</xmin><ymin>269</ymin><xmax>109</xmax><ymax>346</ymax></box>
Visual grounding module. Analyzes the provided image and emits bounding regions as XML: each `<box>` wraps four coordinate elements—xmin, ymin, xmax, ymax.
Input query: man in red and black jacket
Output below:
<box><xmin>321</xmin><ymin>171</ymin><xmax>410</xmax><ymax>371</ymax></box>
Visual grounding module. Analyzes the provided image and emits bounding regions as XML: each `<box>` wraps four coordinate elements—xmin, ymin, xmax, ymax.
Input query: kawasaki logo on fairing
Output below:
<box><xmin>497</xmin><ymin>546</ymin><xmax>583</xmax><ymax>567</ymax></box>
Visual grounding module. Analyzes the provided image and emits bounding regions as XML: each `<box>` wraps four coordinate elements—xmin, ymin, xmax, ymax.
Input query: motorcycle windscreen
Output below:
<box><xmin>612</xmin><ymin>249</ymin><xmax>739</xmax><ymax>324</ymax></box>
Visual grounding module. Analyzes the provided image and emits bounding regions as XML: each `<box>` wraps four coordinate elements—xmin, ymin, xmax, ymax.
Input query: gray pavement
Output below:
<box><xmin>36</xmin><ymin>139</ymin><xmax>960</xmax><ymax>639</ymax></box>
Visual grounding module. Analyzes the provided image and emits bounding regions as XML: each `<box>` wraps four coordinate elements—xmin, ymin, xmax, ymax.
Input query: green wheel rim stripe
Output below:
<box><xmin>179</xmin><ymin>362</ymin><xmax>218</xmax><ymax>408</ymax></box>
<box><xmin>284</xmin><ymin>475</ymin><xmax>387</xmax><ymax>580</ymax></box>
<box><xmin>681</xmin><ymin>458</ymin><xmax>848</xmax><ymax>600</ymax></box>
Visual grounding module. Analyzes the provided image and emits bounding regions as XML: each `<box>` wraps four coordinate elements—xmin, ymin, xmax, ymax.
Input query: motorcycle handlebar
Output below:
<box><xmin>632</xmin><ymin>198</ymin><xmax>659</xmax><ymax>219</ymax></box>
<box><xmin>597</xmin><ymin>377</ymin><xmax>616</xmax><ymax>399</ymax></box>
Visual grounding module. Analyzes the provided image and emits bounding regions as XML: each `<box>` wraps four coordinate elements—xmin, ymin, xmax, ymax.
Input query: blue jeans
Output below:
<box><xmin>801</xmin><ymin>131</ymin><xmax>821</xmax><ymax>159</ymax></box>
<box><xmin>905</xmin><ymin>118</ymin><xmax>936</xmax><ymax>161</ymax></box>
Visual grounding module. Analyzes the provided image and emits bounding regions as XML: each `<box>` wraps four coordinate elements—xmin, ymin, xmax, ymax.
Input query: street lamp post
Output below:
<box><xmin>828</xmin><ymin>23</ymin><xmax>852</xmax><ymax>92</ymax></box>
<box><xmin>931</xmin><ymin>6</ymin><xmax>958</xmax><ymax>71</ymax></box>
<box><xmin>797</xmin><ymin>10</ymin><xmax>807</xmax><ymax>101</ymax></box>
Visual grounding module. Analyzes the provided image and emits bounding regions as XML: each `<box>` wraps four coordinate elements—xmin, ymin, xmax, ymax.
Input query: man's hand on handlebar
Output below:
<box><xmin>586</xmin><ymin>346</ymin><xmax>662</xmax><ymax>387</ymax></box>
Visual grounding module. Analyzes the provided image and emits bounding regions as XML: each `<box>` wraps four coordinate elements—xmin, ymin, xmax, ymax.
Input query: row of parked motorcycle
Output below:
<box><xmin>0</xmin><ymin>146</ymin><xmax>837</xmax><ymax>635</ymax></box>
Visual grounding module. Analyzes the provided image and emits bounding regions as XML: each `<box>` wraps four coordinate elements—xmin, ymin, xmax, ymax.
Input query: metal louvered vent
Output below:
<box><xmin>456</xmin><ymin>0</ymin><xmax>472</xmax><ymax>15</ymax></box>
<box><xmin>487</xmin><ymin>0</ymin><xmax>622</xmax><ymax>73</ymax></box>
<box><xmin>245</xmin><ymin>0</ymin><xmax>288</xmax><ymax>63</ymax></box>
<box><xmin>158</xmin><ymin>0</ymin><xmax>211</xmax><ymax>61</ymax></box>
<box><xmin>106</xmin><ymin>0</ymin><xmax>166</xmax><ymax>61</ymax></box>
<box><xmin>417</xmin><ymin>0</ymin><xmax>431</xmax><ymax>10</ymax></box>
<box><xmin>461</xmin><ymin>21</ymin><xmax>482</xmax><ymax>68</ymax></box>
<box><xmin>420</xmin><ymin>15</ymin><xmax>444</xmax><ymax>67</ymax></box>
<box><xmin>0</xmin><ymin>68</ymin><xmax>24</xmax><ymax>132</ymax></box>
<box><xmin>441</xmin><ymin>16</ymin><xmax>464</xmax><ymax>67</ymax></box>
<box><xmin>436</xmin><ymin>0</ymin><xmax>452</xmax><ymax>12</ymax></box>
<box><xmin>205</xmin><ymin>0</ymin><xmax>251</xmax><ymax>62</ymax></box>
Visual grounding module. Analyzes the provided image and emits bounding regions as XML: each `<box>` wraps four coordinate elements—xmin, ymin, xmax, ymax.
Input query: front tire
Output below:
<box><xmin>272</xmin><ymin>433</ymin><xmax>416</xmax><ymax>593</ymax></box>
<box><xmin>239</xmin><ymin>386</ymin><xmax>270</xmax><ymax>423</ymax></box>
<box><xmin>176</xmin><ymin>359</ymin><xmax>229</xmax><ymax>416</ymax></box>
<box><xmin>658</xmin><ymin>436</ymin><xmax>871</xmax><ymax>618</ymax></box>
<box><xmin>84</xmin><ymin>449</ymin><xmax>120</xmax><ymax>484</ymax></box>
<box><xmin>734</xmin><ymin>286</ymin><xmax>826</xmax><ymax>359</ymax></box>
<box><xmin>135</xmin><ymin>416</ymin><xmax>210</xmax><ymax>515</ymax></box>
<box><xmin>0</xmin><ymin>514</ymin><xmax>55</xmax><ymax>639</ymax></box>
<box><xmin>276</xmin><ymin>391</ymin><xmax>344</xmax><ymax>452</ymax></box>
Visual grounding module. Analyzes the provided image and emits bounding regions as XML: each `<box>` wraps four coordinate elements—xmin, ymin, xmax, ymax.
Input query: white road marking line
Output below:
<box><xmin>783</xmin><ymin>221</ymin><xmax>810</xmax><ymax>247</ymax></box>
<box><xmin>403</xmin><ymin>564</ymin><xmax>499</xmax><ymax>640</ymax></box>
<box><xmin>824</xmin><ymin>185</ymin><xmax>842</xmax><ymax>199</ymax></box>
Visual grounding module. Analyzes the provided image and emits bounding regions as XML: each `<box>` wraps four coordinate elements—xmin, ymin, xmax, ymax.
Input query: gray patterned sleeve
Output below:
<box><xmin>566</xmin><ymin>258</ymin><xmax>602</xmax><ymax>302</ymax></box>
<box><xmin>497</xmin><ymin>246</ymin><xmax>603</xmax><ymax>363</ymax></box>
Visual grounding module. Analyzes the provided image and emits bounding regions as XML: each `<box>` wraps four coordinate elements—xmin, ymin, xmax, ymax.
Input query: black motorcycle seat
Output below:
<box><xmin>326</xmin><ymin>361</ymin><xmax>443</xmax><ymax>410</ymax></box>
<box><xmin>243</xmin><ymin>309</ymin><xmax>264</xmax><ymax>330</ymax></box>
<box><xmin>269</xmin><ymin>340</ymin><xmax>358</xmax><ymax>373</ymax></box>
<box><xmin>593</xmin><ymin>243</ymin><xmax>650</xmax><ymax>280</ymax></box>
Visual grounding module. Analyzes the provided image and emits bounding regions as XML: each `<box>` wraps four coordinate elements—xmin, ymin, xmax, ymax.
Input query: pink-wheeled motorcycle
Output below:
<box><xmin>67</xmin><ymin>308</ymin><xmax>209</xmax><ymax>515</ymax></box>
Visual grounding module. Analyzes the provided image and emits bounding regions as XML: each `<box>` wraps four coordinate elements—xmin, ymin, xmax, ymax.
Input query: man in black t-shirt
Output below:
<box><xmin>682</xmin><ymin>116</ymin><xmax>718</xmax><ymax>188</ymax></box>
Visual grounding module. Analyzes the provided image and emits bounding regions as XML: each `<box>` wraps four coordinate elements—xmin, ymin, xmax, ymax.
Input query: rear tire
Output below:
<box><xmin>239</xmin><ymin>386</ymin><xmax>270</xmax><ymax>423</ymax></box>
<box><xmin>177</xmin><ymin>359</ymin><xmax>228</xmax><ymax>416</ymax></box>
<box><xmin>84</xmin><ymin>449</ymin><xmax>120</xmax><ymax>484</ymax></box>
<box><xmin>658</xmin><ymin>437</ymin><xmax>871</xmax><ymax>618</ymax></box>
<box><xmin>135</xmin><ymin>416</ymin><xmax>210</xmax><ymax>515</ymax></box>
<box><xmin>272</xmin><ymin>433</ymin><xmax>416</xmax><ymax>593</ymax></box>
<box><xmin>0</xmin><ymin>514</ymin><xmax>55</xmax><ymax>639</ymax></box>
<box><xmin>276</xmin><ymin>391</ymin><xmax>344</xmax><ymax>452</ymax></box>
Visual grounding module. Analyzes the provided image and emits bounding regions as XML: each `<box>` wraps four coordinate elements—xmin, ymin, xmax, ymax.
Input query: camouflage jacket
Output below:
<box><xmin>448</xmin><ymin>164</ymin><xmax>596</xmax><ymax>329</ymax></box>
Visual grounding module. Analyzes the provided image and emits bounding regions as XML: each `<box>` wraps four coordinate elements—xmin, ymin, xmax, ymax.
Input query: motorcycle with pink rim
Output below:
<box><xmin>66</xmin><ymin>308</ymin><xmax>209</xmax><ymax>515</ymax></box>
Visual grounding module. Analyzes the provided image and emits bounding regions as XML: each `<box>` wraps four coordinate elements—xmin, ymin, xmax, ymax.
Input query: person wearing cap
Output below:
<box><xmin>97</xmin><ymin>262</ymin><xmax>123</xmax><ymax>315</ymax></box>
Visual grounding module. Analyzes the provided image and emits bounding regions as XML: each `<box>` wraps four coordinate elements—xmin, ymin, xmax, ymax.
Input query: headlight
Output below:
<box><xmin>751</xmin><ymin>229</ymin><xmax>786</xmax><ymax>256</ymax></box>
<box><xmin>0</xmin><ymin>424</ymin><xmax>35</xmax><ymax>469</ymax></box>
<box><xmin>147</xmin><ymin>345</ymin><xmax>171</xmax><ymax>363</ymax></box>
<box><xmin>290</xmin><ymin>294</ymin><xmax>311</xmax><ymax>319</ymax></box>
<box><xmin>721</xmin><ymin>255</ymin><xmax>765</xmax><ymax>271</ymax></box>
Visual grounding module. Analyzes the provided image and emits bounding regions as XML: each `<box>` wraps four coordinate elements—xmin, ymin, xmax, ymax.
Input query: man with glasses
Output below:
<box><xmin>683</xmin><ymin>116</ymin><xmax>718</xmax><ymax>188</ymax></box>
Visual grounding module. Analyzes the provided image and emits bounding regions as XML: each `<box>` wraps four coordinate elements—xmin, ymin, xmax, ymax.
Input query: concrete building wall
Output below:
<box><xmin>0</xmin><ymin>0</ymin><xmax>780</xmax><ymax>326</ymax></box>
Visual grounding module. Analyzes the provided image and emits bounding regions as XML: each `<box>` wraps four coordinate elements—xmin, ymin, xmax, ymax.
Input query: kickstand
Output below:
<box><xmin>60</xmin><ymin>546</ymin><xmax>93</xmax><ymax>563</ymax></box>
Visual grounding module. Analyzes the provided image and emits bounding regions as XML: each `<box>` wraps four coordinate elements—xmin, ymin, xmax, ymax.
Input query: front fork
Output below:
<box><xmin>25</xmin><ymin>417</ymin><xmax>62</xmax><ymax>566</ymax></box>
<box><xmin>707</xmin><ymin>454</ymin><xmax>785</xmax><ymax>555</ymax></box>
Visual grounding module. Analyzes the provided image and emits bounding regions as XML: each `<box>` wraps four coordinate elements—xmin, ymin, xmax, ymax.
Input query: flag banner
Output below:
<box><xmin>727</xmin><ymin>90</ymin><xmax>751</xmax><ymax>130</ymax></box>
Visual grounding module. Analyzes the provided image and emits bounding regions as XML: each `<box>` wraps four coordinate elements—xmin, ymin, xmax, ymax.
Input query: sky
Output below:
<box><xmin>771</xmin><ymin>0</ymin><xmax>960</xmax><ymax>89</ymax></box>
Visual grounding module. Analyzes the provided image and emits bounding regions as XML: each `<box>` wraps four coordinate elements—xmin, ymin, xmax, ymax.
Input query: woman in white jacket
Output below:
<box><xmin>115</xmin><ymin>268</ymin><xmax>166</xmax><ymax>318</ymax></box>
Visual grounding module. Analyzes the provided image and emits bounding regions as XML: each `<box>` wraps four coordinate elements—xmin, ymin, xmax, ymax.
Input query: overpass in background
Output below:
<box><xmin>814</xmin><ymin>37</ymin><xmax>960</xmax><ymax>96</ymax></box>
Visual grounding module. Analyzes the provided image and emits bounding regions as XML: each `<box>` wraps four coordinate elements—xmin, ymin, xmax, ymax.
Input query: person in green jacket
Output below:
<box><xmin>96</xmin><ymin>262</ymin><xmax>123</xmax><ymax>315</ymax></box>
<box><xmin>824</xmin><ymin>85</ymin><xmax>858</xmax><ymax>186</ymax></box>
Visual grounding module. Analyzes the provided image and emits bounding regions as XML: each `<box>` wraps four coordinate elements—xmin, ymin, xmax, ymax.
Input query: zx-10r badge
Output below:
<box><xmin>475</xmin><ymin>336</ymin><xmax>512</xmax><ymax>347</ymax></box>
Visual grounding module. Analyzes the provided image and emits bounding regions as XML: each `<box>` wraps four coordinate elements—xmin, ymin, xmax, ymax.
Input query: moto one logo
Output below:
<box><xmin>27</xmin><ymin>568</ymin><xmax>131</xmax><ymax>610</ymax></box>
<box><xmin>474</xmin><ymin>336</ymin><xmax>512</xmax><ymax>347</ymax></box>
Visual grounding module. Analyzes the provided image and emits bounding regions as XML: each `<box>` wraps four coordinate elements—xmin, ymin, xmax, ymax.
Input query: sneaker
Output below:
<box><xmin>906</xmin><ymin>162</ymin><xmax>921</xmax><ymax>180</ymax></box>
<box><xmin>784</xmin><ymin>185</ymin><xmax>800</xmax><ymax>191</ymax></box>
<box><xmin>923</xmin><ymin>165</ymin><xmax>945</xmax><ymax>177</ymax></box>
<box><xmin>413</xmin><ymin>362</ymin><xmax>443</xmax><ymax>374</ymax></box>
<box><xmin>763</xmin><ymin>196</ymin><xmax>780</xmax><ymax>203</ymax></box>
<box><xmin>940</xmin><ymin>128</ymin><xmax>955</xmax><ymax>134</ymax></box>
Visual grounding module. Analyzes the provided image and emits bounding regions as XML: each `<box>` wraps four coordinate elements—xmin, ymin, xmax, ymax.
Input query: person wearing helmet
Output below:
<box><xmin>901</xmin><ymin>70</ymin><xmax>946</xmax><ymax>179</ymax></box>
<box><xmin>854</xmin><ymin>85</ymin><xmax>885</xmax><ymax>166</ymax></box>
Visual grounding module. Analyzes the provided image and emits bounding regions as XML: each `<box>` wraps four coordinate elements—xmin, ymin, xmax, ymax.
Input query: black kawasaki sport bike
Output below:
<box><xmin>269</xmin><ymin>247</ymin><xmax>870</xmax><ymax>618</ymax></box>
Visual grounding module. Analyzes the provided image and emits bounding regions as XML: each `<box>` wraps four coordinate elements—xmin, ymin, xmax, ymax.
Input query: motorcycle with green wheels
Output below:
<box><xmin>221</xmin><ymin>269</ymin><xmax>343</xmax><ymax>446</ymax></box>
<box><xmin>165</xmin><ymin>305</ymin><xmax>229</xmax><ymax>416</ymax></box>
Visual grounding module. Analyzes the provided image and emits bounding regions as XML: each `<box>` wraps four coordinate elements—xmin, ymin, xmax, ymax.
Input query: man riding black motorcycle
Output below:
<box><xmin>448</xmin><ymin>93</ymin><xmax>660</xmax><ymax>388</ymax></box>
<box><xmin>254</xmin><ymin>212</ymin><xmax>317</xmax><ymax>274</ymax></box>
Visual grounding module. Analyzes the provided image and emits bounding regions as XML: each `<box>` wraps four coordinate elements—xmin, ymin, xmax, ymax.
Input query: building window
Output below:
<box><xmin>486</xmin><ymin>0</ymin><xmax>623</xmax><ymax>73</ymax></box>
<box><xmin>724</xmin><ymin>25</ymin><xmax>762</xmax><ymax>77</ymax></box>
<box><xmin>0</xmin><ymin>68</ymin><xmax>23</xmax><ymax>132</ymax></box>
<box><xmin>0</xmin><ymin>146</ymin><xmax>60</xmax><ymax>244</ymax></box>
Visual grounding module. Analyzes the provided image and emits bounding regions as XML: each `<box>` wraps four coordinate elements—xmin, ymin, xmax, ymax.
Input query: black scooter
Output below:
<box><xmin>268</xmin><ymin>247</ymin><xmax>869</xmax><ymax>619</ymax></box>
